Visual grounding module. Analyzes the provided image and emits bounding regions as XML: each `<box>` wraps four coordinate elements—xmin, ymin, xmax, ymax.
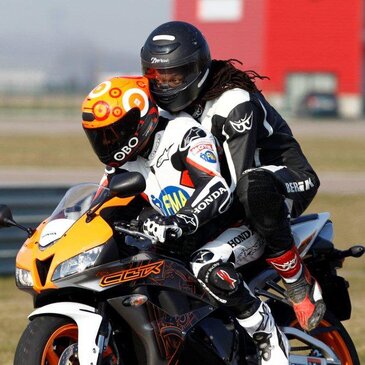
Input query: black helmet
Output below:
<box><xmin>141</xmin><ymin>21</ymin><xmax>211</xmax><ymax>113</ymax></box>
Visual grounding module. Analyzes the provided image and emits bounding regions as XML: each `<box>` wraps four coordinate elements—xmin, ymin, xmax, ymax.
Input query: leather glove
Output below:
<box><xmin>142</xmin><ymin>214</ymin><xmax>183</xmax><ymax>243</ymax></box>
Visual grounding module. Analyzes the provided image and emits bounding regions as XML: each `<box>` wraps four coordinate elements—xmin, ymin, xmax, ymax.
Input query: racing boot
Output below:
<box><xmin>266</xmin><ymin>245</ymin><xmax>326</xmax><ymax>331</ymax></box>
<box><xmin>237</xmin><ymin>301</ymin><xmax>289</xmax><ymax>364</ymax></box>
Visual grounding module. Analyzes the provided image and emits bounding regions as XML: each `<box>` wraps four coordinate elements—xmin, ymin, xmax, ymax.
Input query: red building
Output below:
<box><xmin>174</xmin><ymin>0</ymin><xmax>363</xmax><ymax>118</ymax></box>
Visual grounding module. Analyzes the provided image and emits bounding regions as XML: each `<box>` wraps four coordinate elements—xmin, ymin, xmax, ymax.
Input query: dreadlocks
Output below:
<box><xmin>200</xmin><ymin>59</ymin><xmax>269</xmax><ymax>102</ymax></box>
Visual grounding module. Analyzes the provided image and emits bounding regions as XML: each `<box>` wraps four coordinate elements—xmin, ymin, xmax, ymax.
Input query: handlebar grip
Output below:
<box><xmin>349</xmin><ymin>245</ymin><xmax>365</xmax><ymax>258</ymax></box>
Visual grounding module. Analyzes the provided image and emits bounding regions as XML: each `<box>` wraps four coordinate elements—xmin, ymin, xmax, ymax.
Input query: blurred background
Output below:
<box><xmin>0</xmin><ymin>0</ymin><xmax>364</xmax><ymax>363</ymax></box>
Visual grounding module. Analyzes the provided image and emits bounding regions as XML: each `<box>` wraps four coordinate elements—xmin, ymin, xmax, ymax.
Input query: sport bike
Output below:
<box><xmin>0</xmin><ymin>172</ymin><xmax>363</xmax><ymax>365</ymax></box>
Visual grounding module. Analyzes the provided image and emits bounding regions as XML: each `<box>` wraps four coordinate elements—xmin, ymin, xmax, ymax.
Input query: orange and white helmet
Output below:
<box><xmin>82</xmin><ymin>76</ymin><xmax>159</xmax><ymax>167</ymax></box>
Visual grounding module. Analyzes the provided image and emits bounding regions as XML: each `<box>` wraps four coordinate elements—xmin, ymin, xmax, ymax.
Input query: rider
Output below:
<box><xmin>82</xmin><ymin>76</ymin><xmax>289</xmax><ymax>364</ymax></box>
<box><xmin>140</xmin><ymin>21</ymin><xmax>326</xmax><ymax>332</ymax></box>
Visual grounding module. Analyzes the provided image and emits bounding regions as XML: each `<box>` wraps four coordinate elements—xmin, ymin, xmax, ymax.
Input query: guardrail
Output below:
<box><xmin>0</xmin><ymin>187</ymin><xmax>68</xmax><ymax>275</ymax></box>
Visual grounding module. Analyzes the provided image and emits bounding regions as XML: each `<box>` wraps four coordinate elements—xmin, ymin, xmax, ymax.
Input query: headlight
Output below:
<box><xmin>52</xmin><ymin>245</ymin><xmax>103</xmax><ymax>281</ymax></box>
<box><xmin>15</xmin><ymin>268</ymin><xmax>34</xmax><ymax>287</ymax></box>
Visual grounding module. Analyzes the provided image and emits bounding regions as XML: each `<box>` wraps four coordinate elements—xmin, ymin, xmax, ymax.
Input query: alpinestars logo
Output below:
<box><xmin>156</xmin><ymin>144</ymin><xmax>173</xmax><ymax>168</ymax></box>
<box><xmin>229</xmin><ymin>111</ymin><xmax>253</xmax><ymax>133</ymax></box>
<box><xmin>176</xmin><ymin>213</ymin><xmax>198</xmax><ymax>227</ymax></box>
<box><xmin>217</xmin><ymin>269</ymin><xmax>237</xmax><ymax>289</ymax></box>
<box><xmin>180</xmin><ymin>127</ymin><xmax>207</xmax><ymax>150</ymax></box>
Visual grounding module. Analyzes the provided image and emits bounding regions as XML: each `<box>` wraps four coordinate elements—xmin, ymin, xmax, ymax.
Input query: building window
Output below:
<box><xmin>197</xmin><ymin>0</ymin><xmax>243</xmax><ymax>22</ymax></box>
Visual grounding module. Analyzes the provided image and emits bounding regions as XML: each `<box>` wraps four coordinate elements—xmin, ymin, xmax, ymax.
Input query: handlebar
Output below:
<box><xmin>113</xmin><ymin>221</ymin><xmax>158</xmax><ymax>245</ymax></box>
<box><xmin>340</xmin><ymin>245</ymin><xmax>365</xmax><ymax>258</ymax></box>
<box><xmin>330</xmin><ymin>245</ymin><xmax>365</xmax><ymax>259</ymax></box>
<box><xmin>114</xmin><ymin>225</ymin><xmax>158</xmax><ymax>244</ymax></box>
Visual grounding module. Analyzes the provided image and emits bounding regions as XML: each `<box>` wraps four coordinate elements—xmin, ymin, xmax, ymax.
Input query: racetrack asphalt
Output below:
<box><xmin>1</xmin><ymin>117</ymin><xmax>365</xmax><ymax>193</ymax></box>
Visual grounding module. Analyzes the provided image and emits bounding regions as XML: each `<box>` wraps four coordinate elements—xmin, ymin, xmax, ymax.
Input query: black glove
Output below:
<box><xmin>142</xmin><ymin>214</ymin><xmax>183</xmax><ymax>243</ymax></box>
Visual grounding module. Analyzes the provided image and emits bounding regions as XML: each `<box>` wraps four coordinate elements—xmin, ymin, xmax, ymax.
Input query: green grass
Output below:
<box><xmin>0</xmin><ymin>277</ymin><xmax>32</xmax><ymax>365</ymax></box>
<box><xmin>1</xmin><ymin>135</ymin><xmax>364</xmax><ymax>172</ymax></box>
<box><xmin>299</xmin><ymin>137</ymin><xmax>365</xmax><ymax>172</ymax></box>
<box><xmin>0</xmin><ymin>193</ymin><xmax>364</xmax><ymax>365</ymax></box>
<box><xmin>0</xmin><ymin>135</ymin><xmax>99</xmax><ymax>168</ymax></box>
<box><xmin>306</xmin><ymin>193</ymin><xmax>365</xmax><ymax>362</ymax></box>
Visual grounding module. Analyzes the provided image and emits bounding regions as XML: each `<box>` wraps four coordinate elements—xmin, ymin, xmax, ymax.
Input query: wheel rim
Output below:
<box><xmin>41</xmin><ymin>323</ymin><xmax>78</xmax><ymax>365</ymax></box>
<box><xmin>290</xmin><ymin>318</ymin><xmax>353</xmax><ymax>365</ymax></box>
<box><xmin>40</xmin><ymin>322</ymin><xmax>117</xmax><ymax>365</ymax></box>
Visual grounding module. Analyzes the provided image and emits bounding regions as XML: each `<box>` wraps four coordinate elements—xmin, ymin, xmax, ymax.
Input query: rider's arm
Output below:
<box><xmin>174</xmin><ymin>127</ymin><xmax>232</xmax><ymax>233</ymax></box>
<box><xmin>219</xmin><ymin>100</ymin><xmax>264</xmax><ymax>189</ymax></box>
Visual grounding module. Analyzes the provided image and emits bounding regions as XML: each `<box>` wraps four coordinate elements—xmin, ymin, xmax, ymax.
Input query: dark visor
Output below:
<box><xmin>83</xmin><ymin>108</ymin><xmax>140</xmax><ymax>163</ymax></box>
<box><xmin>144</xmin><ymin>62</ymin><xmax>200</xmax><ymax>92</ymax></box>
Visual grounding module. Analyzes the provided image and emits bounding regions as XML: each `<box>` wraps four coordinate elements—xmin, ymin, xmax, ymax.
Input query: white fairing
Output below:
<box><xmin>39</xmin><ymin>219</ymin><xmax>75</xmax><ymax>247</ymax></box>
<box><xmin>191</xmin><ymin>224</ymin><xmax>265</xmax><ymax>276</ymax></box>
<box><xmin>29</xmin><ymin>302</ymin><xmax>102</xmax><ymax>365</ymax></box>
<box><xmin>291</xmin><ymin>212</ymin><xmax>331</xmax><ymax>256</ymax></box>
<box><xmin>191</xmin><ymin>212</ymin><xmax>331</xmax><ymax>278</ymax></box>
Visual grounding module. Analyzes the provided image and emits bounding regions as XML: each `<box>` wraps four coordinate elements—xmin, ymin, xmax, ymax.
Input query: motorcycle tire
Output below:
<box><xmin>283</xmin><ymin>310</ymin><xmax>360</xmax><ymax>365</ymax></box>
<box><xmin>13</xmin><ymin>315</ymin><xmax>117</xmax><ymax>365</ymax></box>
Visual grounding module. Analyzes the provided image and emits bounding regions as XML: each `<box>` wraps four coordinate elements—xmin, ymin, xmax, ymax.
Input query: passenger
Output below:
<box><xmin>140</xmin><ymin>21</ymin><xmax>326</xmax><ymax>334</ymax></box>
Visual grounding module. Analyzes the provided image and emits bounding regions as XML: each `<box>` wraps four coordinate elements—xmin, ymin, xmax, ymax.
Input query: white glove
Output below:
<box><xmin>142</xmin><ymin>214</ymin><xmax>183</xmax><ymax>243</ymax></box>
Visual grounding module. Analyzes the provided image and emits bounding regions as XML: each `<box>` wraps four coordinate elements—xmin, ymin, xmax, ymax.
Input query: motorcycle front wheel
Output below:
<box><xmin>284</xmin><ymin>310</ymin><xmax>360</xmax><ymax>365</ymax></box>
<box><xmin>14</xmin><ymin>315</ymin><xmax>117</xmax><ymax>365</ymax></box>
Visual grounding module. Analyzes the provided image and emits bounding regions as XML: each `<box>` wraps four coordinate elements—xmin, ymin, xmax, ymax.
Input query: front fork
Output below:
<box><xmin>29</xmin><ymin>301</ymin><xmax>110</xmax><ymax>365</ymax></box>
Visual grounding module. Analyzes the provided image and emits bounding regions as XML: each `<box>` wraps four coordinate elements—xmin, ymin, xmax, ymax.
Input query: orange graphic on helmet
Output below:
<box><xmin>109</xmin><ymin>88</ymin><xmax>122</xmax><ymax>98</ymax></box>
<box><xmin>92</xmin><ymin>101</ymin><xmax>110</xmax><ymax>121</ymax></box>
<box><xmin>81</xmin><ymin>76</ymin><xmax>159</xmax><ymax>167</ymax></box>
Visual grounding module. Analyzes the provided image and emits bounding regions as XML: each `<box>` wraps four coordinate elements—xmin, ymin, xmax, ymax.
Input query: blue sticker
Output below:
<box><xmin>200</xmin><ymin>150</ymin><xmax>217</xmax><ymax>163</ymax></box>
<box><xmin>151</xmin><ymin>186</ymin><xmax>190</xmax><ymax>216</ymax></box>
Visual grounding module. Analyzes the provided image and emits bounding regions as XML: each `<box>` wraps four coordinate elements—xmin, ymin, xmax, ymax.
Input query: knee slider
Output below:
<box><xmin>198</xmin><ymin>261</ymin><xmax>240</xmax><ymax>295</ymax></box>
<box><xmin>198</xmin><ymin>261</ymin><xmax>261</xmax><ymax>315</ymax></box>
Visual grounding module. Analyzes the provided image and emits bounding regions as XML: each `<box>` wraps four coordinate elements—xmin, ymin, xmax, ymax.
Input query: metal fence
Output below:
<box><xmin>0</xmin><ymin>187</ymin><xmax>68</xmax><ymax>275</ymax></box>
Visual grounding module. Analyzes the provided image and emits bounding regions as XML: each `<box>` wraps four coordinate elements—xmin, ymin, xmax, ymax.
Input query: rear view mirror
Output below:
<box><xmin>0</xmin><ymin>204</ymin><xmax>16</xmax><ymax>228</ymax></box>
<box><xmin>0</xmin><ymin>204</ymin><xmax>34</xmax><ymax>236</ymax></box>
<box><xmin>109</xmin><ymin>172</ymin><xmax>146</xmax><ymax>198</ymax></box>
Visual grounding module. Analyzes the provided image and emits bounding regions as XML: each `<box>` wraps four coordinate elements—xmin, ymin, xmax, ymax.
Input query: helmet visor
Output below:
<box><xmin>83</xmin><ymin>108</ymin><xmax>141</xmax><ymax>165</ymax></box>
<box><xmin>143</xmin><ymin>62</ymin><xmax>201</xmax><ymax>95</ymax></box>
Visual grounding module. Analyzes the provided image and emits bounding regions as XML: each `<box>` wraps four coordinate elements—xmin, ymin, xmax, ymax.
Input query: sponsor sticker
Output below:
<box><xmin>200</xmin><ymin>150</ymin><xmax>217</xmax><ymax>163</ymax></box>
<box><xmin>190</xmin><ymin>143</ymin><xmax>214</xmax><ymax>155</ymax></box>
<box><xmin>229</xmin><ymin>111</ymin><xmax>253</xmax><ymax>133</ymax></box>
<box><xmin>151</xmin><ymin>186</ymin><xmax>190</xmax><ymax>216</ymax></box>
<box><xmin>285</xmin><ymin>177</ymin><xmax>315</xmax><ymax>193</ymax></box>
<box><xmin>100</xmin><ymin>261</ymin><xmax>164</xmax><ymax>287</ymax></box>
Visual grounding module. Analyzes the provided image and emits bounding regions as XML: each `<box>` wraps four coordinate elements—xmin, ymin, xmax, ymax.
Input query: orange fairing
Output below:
<box><xmin>16</xmin><ymin>196</ymin><xmax>134</xmax><ymax>293</ymax></box>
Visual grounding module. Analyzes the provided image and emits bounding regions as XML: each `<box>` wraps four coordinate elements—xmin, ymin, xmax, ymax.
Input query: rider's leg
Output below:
<box><xmin>236</xmin><ymin>301</ymin><xmax>289</xmax><ymax>364</ymax></box>
<box><xmin>236</xmin><ymin>168</ymin><xmax>326</xmax><ymax>331</ymax></box>
<box><xmin>191</xmin><ymin>258</ymin><xmax>289</xmax><ymax>364</ymax></box>
<box><xmin>266</xmin><ymin>245</ymin><xmax>326</xmax><ymax>331</ymax></box>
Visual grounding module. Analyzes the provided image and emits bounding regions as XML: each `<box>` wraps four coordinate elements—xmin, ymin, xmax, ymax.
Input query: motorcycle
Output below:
<box><xmin>0</xmin><ymin>171</ymin><xmax>363</xmax><ymax>365</ymax></box>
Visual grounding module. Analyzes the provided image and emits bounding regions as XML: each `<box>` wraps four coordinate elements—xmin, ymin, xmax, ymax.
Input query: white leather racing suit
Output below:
<box><xmin>100</xmin><ymin>109</ymin><xmax>288</xmax><ymax>362</ymax></box>
<box><xmin>100</xmin><ymin>110</ymin><xmax>232</xmax><ymax>236</ymax></box>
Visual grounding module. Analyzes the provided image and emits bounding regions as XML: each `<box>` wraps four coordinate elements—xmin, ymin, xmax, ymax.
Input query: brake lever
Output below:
<box><xmin>114</xmin><ymin>225</ymin><xmax>158</xmax><ymax>245</ymax></box>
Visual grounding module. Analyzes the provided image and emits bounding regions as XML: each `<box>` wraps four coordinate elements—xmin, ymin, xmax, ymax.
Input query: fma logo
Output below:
<box><xmin>151</xmin><ymin>186</ymin><xmax>190</xmax><ymax>215</ymax></box>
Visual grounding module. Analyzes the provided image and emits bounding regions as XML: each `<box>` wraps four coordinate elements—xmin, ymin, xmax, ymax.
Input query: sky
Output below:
<box><xmin>0</xmin><ymin>0</ymin><xmax>172</xmax><ymax>85</ymax></box>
